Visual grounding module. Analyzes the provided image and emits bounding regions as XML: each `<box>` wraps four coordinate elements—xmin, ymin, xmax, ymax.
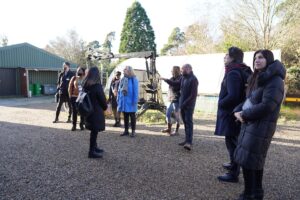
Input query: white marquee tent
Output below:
<box><xmin>105</xmin><ymin>50</ymin><xmax>281</xmax><ymax>95</ymax></box>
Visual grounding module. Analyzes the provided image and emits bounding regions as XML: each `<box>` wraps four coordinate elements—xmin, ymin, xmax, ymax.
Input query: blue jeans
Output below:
<box><xmin>181</xmin><ymin>108</ymin><xmax>194</xmax><ymax>144</ymax></box>
<box><xmin>166</xmin><ymin>102</ymin><xmax>180</xmax><ymax>123</ymax></box>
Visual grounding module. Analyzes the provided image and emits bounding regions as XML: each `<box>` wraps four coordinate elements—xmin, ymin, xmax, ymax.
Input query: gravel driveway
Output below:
<box><xmin>0</xmin><ymin>97</ymin><xmax>299</xmax><ymax>200</ymax></box>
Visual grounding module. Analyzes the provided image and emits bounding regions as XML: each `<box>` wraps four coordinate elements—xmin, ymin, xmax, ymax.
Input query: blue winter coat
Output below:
<box><xmin>117</xmin><ymin>76</ymin><xmax>139</xmax><ymax>113</ymax></box>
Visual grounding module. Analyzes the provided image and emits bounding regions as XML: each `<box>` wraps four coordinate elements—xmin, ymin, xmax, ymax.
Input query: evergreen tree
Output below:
<box><xmin>160</xmin><ymin>27</ymin><xmax>185</xmax><ymax>56</ymax></box>
<box><xmin>119</xmin><ymin>2</ymin><xmax>156</xmax><ymax>53</ymax></box>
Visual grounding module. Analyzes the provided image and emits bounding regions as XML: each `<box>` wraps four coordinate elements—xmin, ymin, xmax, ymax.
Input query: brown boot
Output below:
<box><xmin>171</xmin><ymin>123</ymin><xmax>180</xmax><ymax>136</ymax></box>
<box><xmin>161</xmin><ymin>123</ymin><xmax>172</xmax><ymax>135</ymax></box>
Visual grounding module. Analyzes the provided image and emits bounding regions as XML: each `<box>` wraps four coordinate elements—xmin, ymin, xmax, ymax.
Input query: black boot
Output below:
<box><xmin>113</xmin><ymin>118</ymin><xmax>118</xmax><ymax>127</ymax></box>
<box><xmin>79</xmin><ymin>123</ymin><xmax>84</xmax><ymax>130</ymax></box>
<box><xmin>53</xmin><ymin>117</ymin><xmax>59</xmax><ymax>123</ymax></box>
<box><xmin>95</xmin><ymin>142</ymin><xmax>104</xmax><ymax>153</ymax></box>
<box><xmin>171</xmin><ymin>123</ymin><xmax>180</xmax><ymax>136</ymax></box>
<box><xmin>218</xmin><ymin>162</ymin><xmax>239</xmax><ymax>183</ymax></box>
<box><xmin>88</xmin><ymin>149</ymin><xmax>103</xmax><ymax>158</ymax></box>
<box><xmin>116</xmin><ymin>119</ymin><xmax>121</xmax><ymax>127</ymax></box>
<box><xmin>161</xmin><ymin>123</ymin><xmax>172</xmax><ymax>135</ymax></box>
<box><xmin>120</xmin><ymin>131</ymin><xmax>129</xmax><ymax>136</ymax></box>
<box><xmin>218</xmin><ymin>172</ymin><xmax>239</xmax><ymax>183</ymax></box>
<box><xmin>88</xmin><ymin>131</ymin><xmax>102</xmax><ymax>158</ymax></box>
<box><xmin>130</xmin><ymin>130</ymin><xmax>136</xmax><ymax>138</ymax></box>
<box><xmin>66</xmin><ymin>116</ymin><xmax>71</xmax><ymax>123</ymax></box>
<box><xmin>71</xmin><ymin>124</ymin><xmax>76</xmax><ymax>131</ymax></box>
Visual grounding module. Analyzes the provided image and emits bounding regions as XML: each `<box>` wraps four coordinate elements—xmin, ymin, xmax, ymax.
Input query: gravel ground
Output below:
<box><xmin>0</xmin><ymin>98</ymin><xmax>299</xmax><ymax>200</ymax></box>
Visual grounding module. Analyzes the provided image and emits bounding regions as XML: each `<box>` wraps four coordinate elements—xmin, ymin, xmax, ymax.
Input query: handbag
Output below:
<box><xmin>76</xmin><ymin>91</ymin><xmax>94</xmax><ymax>117</ymax></box>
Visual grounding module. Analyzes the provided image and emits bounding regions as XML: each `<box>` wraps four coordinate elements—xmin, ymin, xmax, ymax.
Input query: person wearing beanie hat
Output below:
<box><xmin>215</xmin><ymin>46</ymin><xmax>253</xmax><ymax>183</ymax></box>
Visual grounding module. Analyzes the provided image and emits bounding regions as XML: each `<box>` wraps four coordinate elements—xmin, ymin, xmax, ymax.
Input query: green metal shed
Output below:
<box><xmin>0</xmin><ymin>43</ymin><xmax>77</xmax><ymax>97</ymax></box>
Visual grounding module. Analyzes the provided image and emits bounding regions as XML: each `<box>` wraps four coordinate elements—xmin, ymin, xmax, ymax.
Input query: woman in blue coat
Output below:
<box><xmin>117</xmin><ymin>66</ymin><xmax>139</xmax><ymax>137</ymax></box>
<box><xmin>234</xmin><ymin>50</ymin><xmax>286</xmax><ymax>200</ymax></box>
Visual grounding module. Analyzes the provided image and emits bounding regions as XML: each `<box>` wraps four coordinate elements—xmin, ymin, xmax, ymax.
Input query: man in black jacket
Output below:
<box><xmin>161</xmin><ymin>64</ymin><xmax>198</xmax><ymax>150</ymax></box>
<box><xmin>53</xmin><ymin>62</ymin><xmax>74</xmax><ymax>123</ymax></box>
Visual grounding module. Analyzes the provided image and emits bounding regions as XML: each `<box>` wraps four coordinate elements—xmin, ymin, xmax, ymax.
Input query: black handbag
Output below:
<box><xmin>76</xmin><ymin>91</ymin><xmax>94</xmax><ymax>117</ymax></box>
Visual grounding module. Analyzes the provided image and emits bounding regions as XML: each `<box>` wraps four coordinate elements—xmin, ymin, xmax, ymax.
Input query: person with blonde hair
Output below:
<box><xmin>117</xmin><ymin>66</ymin><xmax>139</xmax><ymax>137</ymax></box>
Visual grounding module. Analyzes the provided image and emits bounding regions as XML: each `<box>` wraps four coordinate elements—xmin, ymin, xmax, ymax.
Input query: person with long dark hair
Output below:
<box><xmin>215</xmin><ymin>47</ymin><xmax>252</xmax><ymax>183</ymax></box>
<box><xmin>68</xmin><ymin>66</ymin><xmax>85</xmax><ymax>131</ymax></box>
<box><xmin>233</xmin><ymin>50</ymin><xmax>286</xmax><ymax>199</ymax></box>
<box><xmin>117</xmin><ymin>66</ymin><xmax>139</xmax><ymax>137</ymax></box>
<box><xmin>83</xmin><ymin>67</ymin><xmax>107</xmax><ymax>158</ymax></box>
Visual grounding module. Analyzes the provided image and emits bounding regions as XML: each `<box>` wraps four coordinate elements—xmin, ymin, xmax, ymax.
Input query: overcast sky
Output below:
<box><xmin>0</xmin><ymin>0</ymin><xmax>229</xmax><ymax>52</ymax></box>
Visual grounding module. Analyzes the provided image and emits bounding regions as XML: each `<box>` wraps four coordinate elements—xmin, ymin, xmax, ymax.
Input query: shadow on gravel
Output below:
<box><xmin>0</xmin><ymin>120</ymin><xmax>299</xmax><ymax>200</ymax></box>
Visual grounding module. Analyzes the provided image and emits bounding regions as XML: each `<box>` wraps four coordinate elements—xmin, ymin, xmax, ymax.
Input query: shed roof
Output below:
<box><xmin>0</xmin><ymin>43</ymin><xmax>76</xmax><ymax>70</ymax></box>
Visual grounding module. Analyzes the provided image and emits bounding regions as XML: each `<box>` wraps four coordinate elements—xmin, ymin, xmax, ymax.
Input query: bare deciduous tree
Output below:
<box><xmin>45</xmin><ymin>30</ymin><xmax>86</xmax><ymax>66</ymax></box>
<box><xmin>234</xmin><ymin>0</ymin><xmax>280</xmax><ymax>49</ymax></box>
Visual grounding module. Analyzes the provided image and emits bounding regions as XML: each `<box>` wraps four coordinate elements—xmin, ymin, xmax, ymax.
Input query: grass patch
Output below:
<box><xmin>279</xmin><ymin>104</ymin><xmax>300</xmax><ymax>123</ymax></box>
<box><xmin>137</xmin><ymin>110</ymin><xmax>166</xmax><ymax>124</ymax></box>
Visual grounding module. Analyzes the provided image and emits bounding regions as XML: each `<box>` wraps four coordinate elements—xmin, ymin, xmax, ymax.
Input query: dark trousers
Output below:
<box><xmin>70</xmin><ymin>97</ymin><xmax>84</xmax><ymax>126</ymax></box>
<box><xmin>181</xmin><ymin>108</ymin><xmax>194</xmax><ymax>144</ymax></box>
<box><xmin>225</xmin><ymin>135</ymin><xmax>240</xmax><ymax>176</ymax></box>
<box><xmin>55</xmin><ymin>94</ymin><xmax>72</xmax><ymax>120</ymax></box>
<box><xmin>123</xmin><ymin>112</ymin><xmax>136</xmax><ymax>132</ymax></box>
<box><xmin>89</xmin><ymin>130</ymin><xmax>98</xmax><ymax>152</ymax></box>
<box><xmin>112</xmin><ymin>106</ymin><xmax>121</xmax><ymax>123</ymax></box>
<box><xmin>242</xmin><ymin>167</ymin><xmax>264</xmax><ymax>199</ymax></box>
<box><xmin>225</xmin><ymin>135</ymin><xmax>238</xmax><ymax>163</ymax></box>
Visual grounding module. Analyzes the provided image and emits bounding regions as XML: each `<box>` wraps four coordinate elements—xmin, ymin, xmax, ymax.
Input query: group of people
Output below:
<box><xmin>53</xmin><ymin>46</ymin><xmax>286</xmax><ymax>199</ymax></box>
<box><xmin>214</xmin><ymin>47</ymin><xmax>285</xmax><ymax>200</ymax></box>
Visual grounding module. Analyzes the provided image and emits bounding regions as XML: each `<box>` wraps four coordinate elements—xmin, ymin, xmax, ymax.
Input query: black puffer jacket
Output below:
<box><xmin>84</xmin><ymin>83</ymin><xmax>108</xmax><ymax>132</ymax></box>
<box><xmin>215</xmin><ymin>64</ymin><xmax>252</xmax><ymax>137</ymax></box>
<box><xmin>233</xmin><ymin>60</ymin><xmax>286</xmax><ymax>170</ymax></box>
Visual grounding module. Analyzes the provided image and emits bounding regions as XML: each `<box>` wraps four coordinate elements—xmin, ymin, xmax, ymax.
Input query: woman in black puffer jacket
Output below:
<box><xmin>233</xmin><ymin>50</ymin><xmax>286</xmax><ymax>200</ymax></box>
<box><xmin>83</xmin><ymin>67</ymin><xmax>108</xmax><ymax>158</ymax></box>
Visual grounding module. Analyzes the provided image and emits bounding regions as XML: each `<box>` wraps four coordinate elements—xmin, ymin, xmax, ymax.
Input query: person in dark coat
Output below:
<box><xmin>108</xmin><ymin>71</ymin><xmax>122</xmax><ymax>127</ymax></box>
<box><xmin>53</xmin><ymin>62</ymin><xmax>74</xmax><ymax>123</ymax></box>
<box><xmin>161</xmin><ymin>64</ymin><xmax>198</xmax><ymax>151</ymax></box>
<box><xmin>83</xmin><ymin>67</ymin><xmax>108</xmax><ymax>158</ymax></box>
<box><xmin>117</xmin><ymin>66</ymin><xmax>139</xmax><ymax>138</ymax></box>
<box><xmin>161</xmin><ymin>66</ymin><xmax>182</xmax><ymax>136</ymax></box>
<box><xmin>214</xmin><ymin>47</ymin><xmax>253</xmax><ymax>183</ymax></box>
<box><xmin>233</xmin><ymin>50</ymin><xmax>286</xmax><ymax>200</ymax></box>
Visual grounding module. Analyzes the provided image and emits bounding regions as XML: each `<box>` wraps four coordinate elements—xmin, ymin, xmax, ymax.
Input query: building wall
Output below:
<box><xmin>28</xmin><ymin>70</ymin><xmax>59</xmax><ymax>85</ymax></box>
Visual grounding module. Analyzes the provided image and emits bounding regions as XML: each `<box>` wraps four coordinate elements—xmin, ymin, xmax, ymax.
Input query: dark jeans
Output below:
<box><xmin>180</xmin><ymin>108</ymin><xmax>194</xmax><ymax>144</ymax></box>
<box><xmin>89</xmin><ymin>130</ymin><xmax>98</xmax><ymax>152</ymax></box>
<box><xmin>71</xmin><ymin>97</ymin><xmax>84</xmax><ymax>126</ymax></box>
<box><xmin>123</xmin><ymin>112</ymin><xmax>136</xmax><ymax>132</ymax></box>
<box><xmin>55</xmin><ymin>93</ymin><xmax>72</xmax><ymax>120</ymax></box>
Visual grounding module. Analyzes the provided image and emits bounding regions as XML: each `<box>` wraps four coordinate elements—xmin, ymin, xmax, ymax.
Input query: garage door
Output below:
<box><xmin>0</xmin><ymin>68</ymin><xmax>17</xmax><ymax>96</ymax></box>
